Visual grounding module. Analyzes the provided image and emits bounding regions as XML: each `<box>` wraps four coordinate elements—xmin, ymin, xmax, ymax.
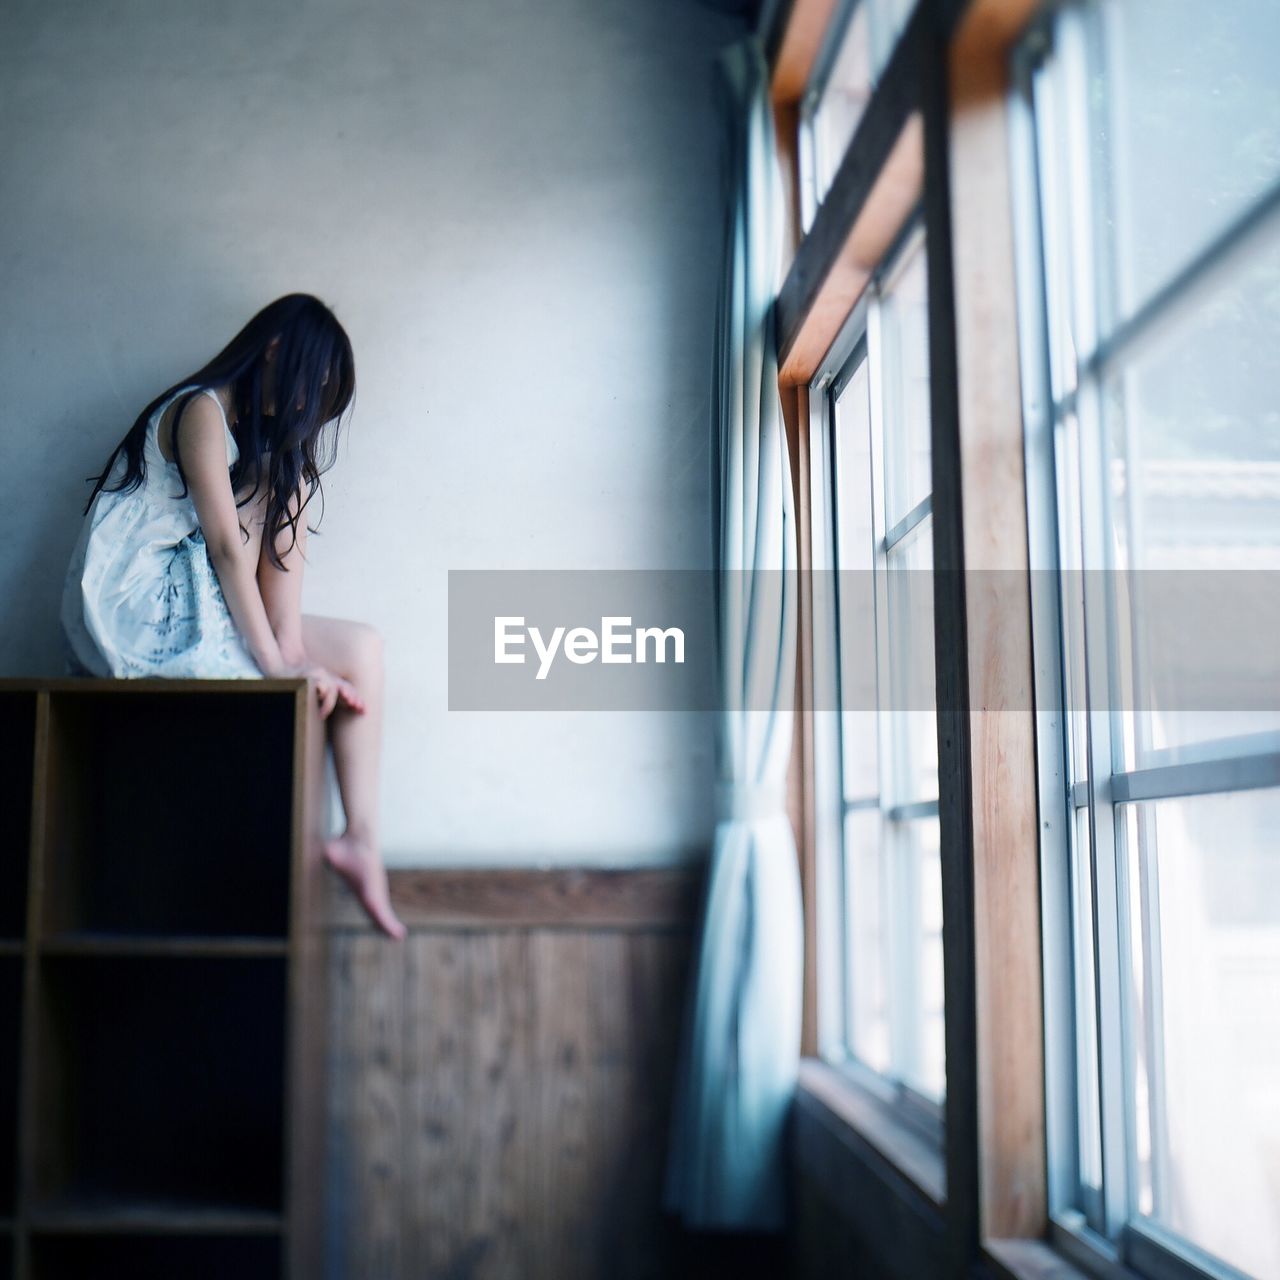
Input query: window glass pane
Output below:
<box><xmin>807</xmin><ymin>0</ymin><xmax>917</xmax><ymax>221</ymax></box>
<box><xmin>1104</xmin><ymin>228</ymin><xmax>1280</xmax><ymax>765</ymax></box>
<box><xmin>885</xmin><ymin>517</ymin><xmax>937</xmax><ymax>808</ymax></box>
<box><xmin>1055</xmin><ymin>416</ymin><xmax>1093</xmax><ymax>788</ymax></box>
<box><xmin>879</xmin><ymin>240</ymin><xmax>932</xmax><ymax>528</ymax></box>
<box><xmin>892</xmin><ymin>816</ymin><xmax>944</xmax><ymax>1103</ymax></box>
<box><xmin>834</xmin><ymin>357</ymin><xmax>881</xmax><ymax>801</ymax></box>
<box><xmin>868</xmin><ymin>0</ymin><xmax>914</xmax><ymax>73</ymax></box>
<box><xmin>1024</xmin><ymin>0</ymin><xmax>1280</xmax><ymax>1266</ymax></box>
<box><xmin>1072</xmin><ymin>806</ymin><xmax>1104</xmax><ymax>1211</ymax></box>
<box><xmin>1120</xmin><ymin>791</ymin><xmax>1280</xmax><ymax>1279</ymax></box>
<box><xmin>914</xmin><ymin>816</ymin><xmax>945</xmax><ymax>1102</ymax></box>
<box><xmin>845</xmin><ymin>807</ymin><xmax>890</xmax><ymax>1072</ymax></box>
<box><xmin>1092</xmin><ymin>0</ymin><xmax>1280</xmax><ymax>323</ymax></box>
<box><xmin>823</xmin><ymin>226</ymin><xmax>942</xmax><ymax>1114</ymax></box>
<box><xmin>810</xmin><ymin>5</ymin><xmax>872</xmax><ymax>213</ymax></box>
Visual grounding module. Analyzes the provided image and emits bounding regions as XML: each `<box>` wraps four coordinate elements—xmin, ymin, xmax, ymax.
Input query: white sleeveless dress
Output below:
<box><xmin>60</xmin><ymin>385</ymin><xmax>264</xmax><ymax>679</ymax></box>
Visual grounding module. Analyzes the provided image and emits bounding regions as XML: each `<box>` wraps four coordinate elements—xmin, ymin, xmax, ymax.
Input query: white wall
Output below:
<box><xmin>0</xmin><ymin>0</ymin><xmax>740</xmax><ymax>866</ymax></box>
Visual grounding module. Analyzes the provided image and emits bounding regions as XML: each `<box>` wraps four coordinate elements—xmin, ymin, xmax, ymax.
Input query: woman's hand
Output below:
<box><xmin>309</xmin><ymin>665</ymin><xmax>365</xmax><ymax>718</ymax></box>
<box><xmin>280</xmin><ymin>662</ymin><xmax>366</xmax><ymax>718</ymax></box>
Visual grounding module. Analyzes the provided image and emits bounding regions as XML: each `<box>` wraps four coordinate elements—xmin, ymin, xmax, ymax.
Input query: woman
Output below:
<box><xmin>61</xmin><ymin>293</ymin><xmax>406</xmax><ymax>940</ymax></box>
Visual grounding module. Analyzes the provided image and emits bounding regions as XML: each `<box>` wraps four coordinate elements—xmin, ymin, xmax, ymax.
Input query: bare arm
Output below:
<box><xmin>176</xmin><ymin>396</ymin><xmax>291</xmax><ymax>676</ymax></box>
<box><xmin>258</xmin><ymin>482</ymin><xmax>309</xmax><ymax>667</ymax></box>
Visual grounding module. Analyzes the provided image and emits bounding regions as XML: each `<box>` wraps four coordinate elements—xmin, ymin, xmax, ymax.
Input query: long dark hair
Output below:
<box><xmin>84</xmin><ymin>293</ymin><xmax>356</xmax><ymax>569</ymax></box>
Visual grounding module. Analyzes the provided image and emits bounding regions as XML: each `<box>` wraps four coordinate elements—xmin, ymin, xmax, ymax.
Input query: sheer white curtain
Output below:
<box><xmin>663</xmin><ymin>32</ymin><xmax>802</xmax><ymax>1232</ymax></box>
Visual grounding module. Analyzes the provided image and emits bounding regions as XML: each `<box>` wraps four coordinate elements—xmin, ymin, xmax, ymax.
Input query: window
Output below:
<box><xmin>798</xmin><ymin>0</ymin><xmax>918</xmax><ymax>230</ymax></box>
<box><xmin>811</xmin><ymin>226</ymin><xmax>944</xmax><ymax>1133</ymax></box>
<box><xmin>1015</xmin><ymin>2</ymin><xmax>1280</xmax><ymax>1277</ymax></box>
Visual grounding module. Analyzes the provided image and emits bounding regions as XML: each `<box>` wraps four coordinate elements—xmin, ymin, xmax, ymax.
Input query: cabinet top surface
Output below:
<box><xmin>0</xmin><ymin>678</ymin><xmax>307</xmax><ymax>695</ymax></box>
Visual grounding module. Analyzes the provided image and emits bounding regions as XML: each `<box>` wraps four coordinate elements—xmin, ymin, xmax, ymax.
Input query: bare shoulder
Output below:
<box><xmin>163</xmin><ymin>390</ymin><xmax>228</xmax><ymax>464</ymax></box>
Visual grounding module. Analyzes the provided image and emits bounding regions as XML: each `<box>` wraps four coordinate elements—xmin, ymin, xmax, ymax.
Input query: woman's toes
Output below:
<box><xmin>324</xmin><ymin>836</ymin><xmax>405</xmax><ymax>941</ymax></box>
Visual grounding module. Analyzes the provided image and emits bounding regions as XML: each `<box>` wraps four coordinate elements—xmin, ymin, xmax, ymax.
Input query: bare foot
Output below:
<box><xmin>324</xmin><ymin>832</ymin><xmax>407</xmax><ymax>941</ymax></box>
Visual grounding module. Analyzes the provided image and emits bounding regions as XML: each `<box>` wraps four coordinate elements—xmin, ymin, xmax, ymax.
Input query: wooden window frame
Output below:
<box><xmin>769</xmin><ymin>1</ymin><xmax>1113</xmax><ymax>1277</ymax></box>
<box><xmin>806</xmin><ymin>224</ymin><xmax>948</xmax><ymax>1127</ymax></box>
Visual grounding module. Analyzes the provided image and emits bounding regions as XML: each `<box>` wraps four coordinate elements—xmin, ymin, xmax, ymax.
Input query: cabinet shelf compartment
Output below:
<box><xmin>41</xmin><ymin>690</ymin><xmax>295</xmax><ymax>939</ymax></box>
<box><xmin>37</xmin><ymin>934</ymin><xmax>288</xmax><ymax>959</ymax></box>
<box><xmin>31</xmin><ymin>955</ymin><xmax>286</xmax><ymax>1215</ymax></box>
<box><xmin>0</xmin><ymin>958</ymin><xmax>20</xmax><ymax>1216</ymax></box>
<box><xmin>0</xmin><ymin>692</ymin><xmax>35</xmax><ymax>940</ymax></box>
<box><xmin>29</xmin><ymin>1233</ymin><xmax>281</xmax><ymax>1279</ymax></box>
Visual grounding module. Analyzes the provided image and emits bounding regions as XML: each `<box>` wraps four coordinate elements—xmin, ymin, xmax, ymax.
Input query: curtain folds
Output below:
<box><xmin>663</xmin><ymin>33</ymin><xmax>803</xmax><ymax>1233</ymax></box>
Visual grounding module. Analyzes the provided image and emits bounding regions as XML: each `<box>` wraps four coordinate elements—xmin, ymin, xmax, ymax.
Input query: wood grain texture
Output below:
<box><xmin>775</xmin><ymin>6</ymin><xmax>926</xmax><ymax>385</ymax></box>
<box><xmin>948</xmin><ymin>48</ymin><xmax>1047</xmax><ymax>1242</ymax></box>
<box><xmin>286</xmin><ymin>685</ymin><xmax>332</xmax><ymax>1280</ymax></box>
<box><xmin>769</xmin><ymin>0</ymin><xmax>842</xmax><ymax>105</ymax></box>
<box><xmin>948</xmin><ymin>0</ymin><xmax>1040</xmax><ymax>76</ymax></box>
<box><xmin>778</xmin><ymin>115</ymin><xmax>924</xmax><ymax>386</ymax></box>
<box><xmin>775</xmin><ymin>100</ymin><xmax>803</xmax><ymax>282</ymax></box>
<box><xmin>326</xmin><ymin>871</ymin><xmax>697</xmax><ymax>1280</ymax></box>
<box><xmin>324</xmin><ymin>867</ymin><xmax>700</xmax><ymax>931</ymax></box>
<box><xmin>328</xmin><ymin>935</ymin><xmax>405</xmax><ymax>1280</ymax></box>
<box><xmin>789</xmin><ymin>385</ymin><xmax>821</xmax><ymax>1058</ymax></box>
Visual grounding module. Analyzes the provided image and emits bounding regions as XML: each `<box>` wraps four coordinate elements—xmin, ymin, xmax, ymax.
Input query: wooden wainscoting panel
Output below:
<box><xmin>325</xmin><ymin>867</ymin><xmax>700</xmax><ymax>932</ymax></box>
<box><xmin>327</xmin><ymin>869</ymin><xmax>698</xmax><ymax>1280</ymax></box>
<box><xmin>528</xmin><ymin>930</ymin><xmax>593</xmax><ymax>1273</ymax></box>
<box><xmin>327</xmin><ymin>933</ymin><xmax>405</xmax><ymax>1280</ymax></box>
<box><xmin>403</xmin><ymin>930</ymin><xmax>534</xmax><ymax>1277</ymax></box>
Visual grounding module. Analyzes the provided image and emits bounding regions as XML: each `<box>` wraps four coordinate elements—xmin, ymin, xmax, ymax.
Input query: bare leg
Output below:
<box><xmin>301</xmin><ymin>614</ymin><xmax>406</xmax><ymax>941</ymax></box>
<box><xmin>253</xmin><ymin>494</ymin><xmax>403</xmax><ymax>941</ymax></box>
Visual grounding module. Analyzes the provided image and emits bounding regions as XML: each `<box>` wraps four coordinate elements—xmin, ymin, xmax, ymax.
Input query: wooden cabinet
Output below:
<box><xmin>0</xmin><ymin>679</ymin><xmax>329</xmax><ymax>1280</ymax></box>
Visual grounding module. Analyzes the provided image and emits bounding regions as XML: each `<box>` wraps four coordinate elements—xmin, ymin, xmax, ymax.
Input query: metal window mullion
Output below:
<box><xmin>1009</xmin><ymin>28</ymin><xmax>1082</xmax><ymax>1219</ymax></box>
<box><xmin>1081</xmin><ymin>367</ymin><xmax>1144</xmax><ymax>1246</ymax></box>
<box><xmin>1133</xmin><ymin>801</ymin><xmax>1171</xmax><ymax>1222</ymax></box>
<box><xmin>1078</xmin><ymin>385</ymin><xmax>1132</xmax><ymax>1244</ymax></box>
<box><xmin>847</xmin><ymin>343</ymin><xmax>882</xmax><ymax>1062</ymax></box>
<box><xmin>1107</xmin><ymin>28</ymin><xmax>1167</xmax><ymax>1191</ymax></box>
<box><xmin>867</xmin><ymin>289</ymin><xmax>907</xmax><ymax>1083</ymax></box>
<box><xmin>1059</xmin><ymin>3</ymin><xmax>1135</xmax><ymax>1237</ymax></box>
<box><xmin>1034</xmin><ymin>16</ymin><xmax>1090</xmax><ymax>794</ymax></box>
<box><xmin>830</xmin><ymin>389</ymin><xmax>862</xmax><ymax>1062</ymax></box>
<box><xmin>1055</xmin><ymin>420</ymin><xmax>1091</xmax><ymax>792</ymax></box>
<box><xmin>882</xmin><ymin>493</ymin><xmax>932</xmax><ymax>553</ymax></box>
<box><xmin>844</xmin><ymin>795</ymin><xmax>881</xmax><ymax>814</ymax></box>
<box><xmin>808</xmin><ymin>359</ymin><xmax>849</xmax><ymax>1061</ymax></box>
<box><xmin>867</xmin><ymin>290</ymin><xmax>893</xmax><ymax>809</ymax></box>
<box><xmin>1104</xmin><ymin>0</ymin><xmax>1151</xmax><ymax>767</ymax></box>
<box><xmin>1110</xmin><ymin>752</ymin><xmax>1280</xmax><ymax>803</ymax></box>
<box><xmin>885</xmin><ymin>799</ymin><xmax>939</xmax><ymax>823</ymax></box>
